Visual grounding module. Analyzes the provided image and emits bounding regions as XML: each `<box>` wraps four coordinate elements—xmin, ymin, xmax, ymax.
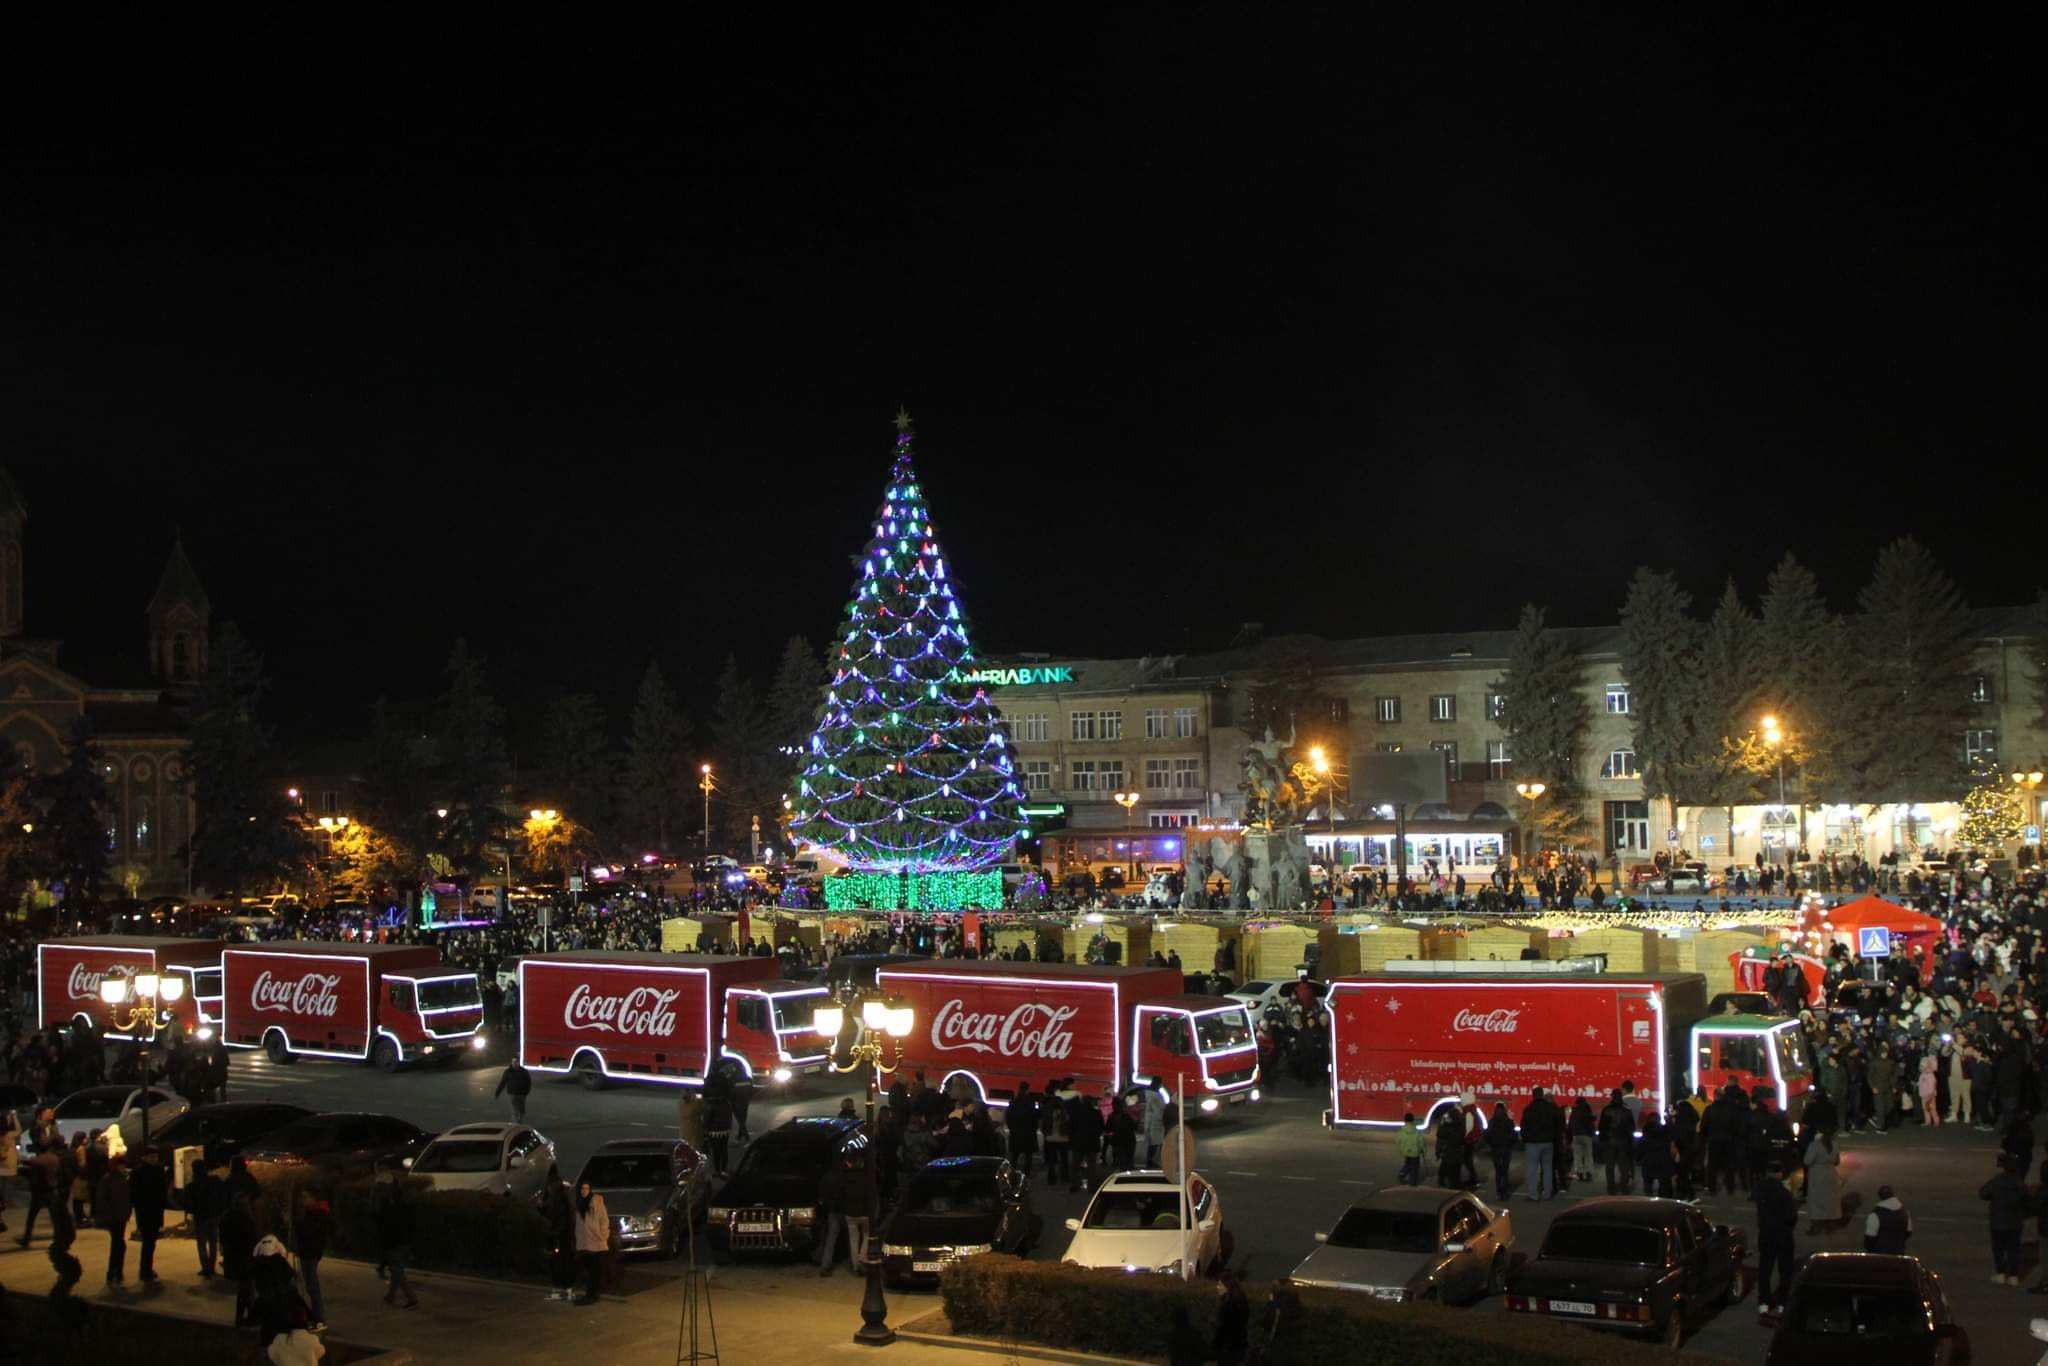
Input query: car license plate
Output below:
<box><xmin>736</xmin><ymin>1222</ymin><xmax>775</xmax><ymax>1233</ymax></box>
<box><xmin>912</xmin><ymin>1261</ymin><xmax>943</xmax><ymax>1273</ymax></box>
<box><xmin>1547</xmin><ymin>1300</ymin><xmax>1595</xmax><ymax>1315</ymax></box>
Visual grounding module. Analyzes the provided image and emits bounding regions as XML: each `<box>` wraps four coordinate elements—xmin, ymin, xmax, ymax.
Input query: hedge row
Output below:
<box><xmin>253</xmin><ymin>1173</ymin><xmax>554</xmax><ymax>1279</ymax></box>
<box><xmin>937</xmin><ymin>1256</ymin><xmax>1728</xmax><ymax>1365</ymax></box>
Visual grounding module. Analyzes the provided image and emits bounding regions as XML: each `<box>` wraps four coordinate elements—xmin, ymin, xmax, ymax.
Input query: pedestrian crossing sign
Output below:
<box><xmin>1857</xmin><ymin>926</ymin><xmax>1891</xmax><ymax>957</ymax></box>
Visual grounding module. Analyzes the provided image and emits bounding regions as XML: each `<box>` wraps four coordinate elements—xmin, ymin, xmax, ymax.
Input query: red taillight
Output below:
<box><xmin>1506</xmin><ymin>1296</ymin><xmax>1529</xmax><ymax>1311</ymax></box>
<box><xmin>1605</xmin><ymin>1302</ymin><xmax>1649</xmax><ymax>1322</ymax></box>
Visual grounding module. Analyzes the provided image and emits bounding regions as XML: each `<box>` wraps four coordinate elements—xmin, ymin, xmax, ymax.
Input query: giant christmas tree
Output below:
<box><xmin>790</xmin><ymin>410</ymin><xmax>1023</xmax><ymax>909</ymax></box>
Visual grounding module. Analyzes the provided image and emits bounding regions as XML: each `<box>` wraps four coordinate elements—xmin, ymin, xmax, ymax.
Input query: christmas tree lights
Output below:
<box><xmin>790</xmin><ymin>410</ymin><xmax>1023</xmax><ymax>887</ymax></box>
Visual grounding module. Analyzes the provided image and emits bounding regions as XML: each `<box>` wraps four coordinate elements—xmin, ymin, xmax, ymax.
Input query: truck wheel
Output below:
<box><xmin>573</xmin><ymin>1056</ymin><xmax>608</xmax><ymax>1091</ymax></box>
<box><xmin>372</xmin><ymin>1039</ymin><xmax>400</xmax><ymax>1073</ymax></box>
<box><xmin>265</xmin><ymin>1033</ymin><xmax>295</xmax><ymax>1065</ymax></box>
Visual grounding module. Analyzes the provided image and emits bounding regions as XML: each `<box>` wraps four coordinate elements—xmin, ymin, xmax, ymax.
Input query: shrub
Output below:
<box><xmin>254</xmin><ymin>1174</ymin><xmax>553</xmax><ymax>1279</ymax></box>
<box><xmin>938</xmin><ymin>1257</ymin><xmax>1729</xmax><ymax>1365</ymax></box>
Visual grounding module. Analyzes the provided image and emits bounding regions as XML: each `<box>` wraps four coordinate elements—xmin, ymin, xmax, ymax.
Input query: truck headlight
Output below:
<box><xmin>471</xmin><ymin>1035</ymin><xmax>488</xmax><ymax>1050</ymax></box>
<box><xmin>1200</xmin><ymin>1097</ymin><xmax>1220</xmax><ymax>1113</ymax></box>
<box><xmin>771</xmin><ymin>1067</ymin><xmax>793</xmax><ymax>1083</ymax></box>
<box><xmin>1249</xmin><ymin>1088</ymin><xmax>1261</xmax><ymax>1101</ymax></box>
<box><xmin>196</xmin><ymin>1027</ymin><xmax>215</xmax><ymax>1042</ymax></box>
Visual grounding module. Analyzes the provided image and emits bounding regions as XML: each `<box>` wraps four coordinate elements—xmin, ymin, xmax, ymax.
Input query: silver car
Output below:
<box><xmin>1287</xmin><ymin>1187</ymin><xmax>1514</xmax><ymax>1305</ymax></box>
<box><xmin>36</xmin><ymin>1085</ymin><xmax>190</xmax><ymax>1156</ymax></box>
<box><xmin>579</xmin><ymin>1138</ymin><xmax>711</xmax><ymax>1257</ymax></box>
<box><xmin>410</xmin><ymin>1122</ymin><xmax>557</xmax><ymax>1201</ymax></box>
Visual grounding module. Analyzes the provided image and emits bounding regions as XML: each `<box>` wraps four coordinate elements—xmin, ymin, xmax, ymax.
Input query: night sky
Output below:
<box><xmin>3</xmin><ymin>13</ymin><xmax>2039</xmax><ymax>746</ymax></box>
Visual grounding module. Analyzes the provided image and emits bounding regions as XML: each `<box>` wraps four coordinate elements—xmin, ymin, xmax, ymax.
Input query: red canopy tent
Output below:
<box><xmin>1816</xmin><ymin>896</ymin><xmax>1947</xmax><ymax>980</ymax></box>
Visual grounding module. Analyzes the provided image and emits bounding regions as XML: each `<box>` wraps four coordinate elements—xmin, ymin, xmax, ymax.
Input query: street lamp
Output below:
<box><xmin>814</xmin><ymin>993</ymin><xmax>916</xmax><ymax>1346</ymax></box>
<box><xmin>1310</xmin><ymin>747</ymin><xmax>1342</xmax><ymax>892</ymax></box>
<box><xmin>99</xmin><ymin>969</ymin><xmax>184</xmax><ymax>1154</ymax></box>
<box><xmin>1515</xmin><ymin>782</ymin><xmax>1546</xmax><ymax>867</ymax></box>
<box><xmin>700</xmin><ymin>764</ymin><xmax>716</xmax><ymax>853</ymax></box>
<box><xmin>1112</xmin><ymin>791</ymin><xmax>1140</xmax><ymax>880</ymax></box>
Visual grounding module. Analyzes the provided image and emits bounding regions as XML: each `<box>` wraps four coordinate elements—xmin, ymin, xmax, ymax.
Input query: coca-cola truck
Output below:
<box><xmin>517</xmin><ymin>951</ymin><xmax>831</xmax><ymax>1089</ymax></box>
<box><xmin>220</xmin><ymin>943</ymin><xmax>486</xmax><ymax>1071</ymax></box>
<box><xmin>1324</xmin><ymin>969</ymin><xmax>1813</xmax><ymax>1130</ymax></box>
<box><xmin>873</xmin><ymin>960</ymin><xmax>1262</xmax><ymax>1115</ymax></box>
<box><xmin>38</xmin><ymin>937</ymin><xmax>227</xmax><ymax>1041</ymax></box>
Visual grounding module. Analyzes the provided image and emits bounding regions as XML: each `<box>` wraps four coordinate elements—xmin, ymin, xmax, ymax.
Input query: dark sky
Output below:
<box><xmin>3</xmin><ymin>12</ymin><xmax>2040</xmax><ymax>746</ymax></box>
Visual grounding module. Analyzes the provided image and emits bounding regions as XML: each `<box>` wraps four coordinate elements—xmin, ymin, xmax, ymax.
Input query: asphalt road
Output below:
<box><xmin>223</xmin><ymin>1050</ymin><xmax>2047</xmax><ymax>1364</ymax></box>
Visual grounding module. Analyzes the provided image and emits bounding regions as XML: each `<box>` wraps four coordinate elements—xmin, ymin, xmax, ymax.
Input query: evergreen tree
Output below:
<box><xmin>433</xmin><ymin>638</ymin><xmax>510</xmax><ymax>876</ymax></box>
<box><xmin>789</xmin><ymin>413</ymin><xmax>1023</xmax><ymax>872</ymax></box>
<box><xmin>623</xmin><ymin>662</ymin><xmax>691</xmax><ymax>852</ymax></box>
<box><xmin>539</xmin><ymin>692</ymin><xmax>614</xmax><ymax>845</ymax></box>
<box><xmin>37</xmin><ymin>719</ymin><xmax>115</xmax><ymax>905</ymax></box>
<box><xmin>1490</xmin><ymin>604</ymin><xmax>1591</xmax><ymax>847</ymax></box>
<box><xmin>1692</xmin><ymin>579</ymin><xmax>1765</xmax><ymax>812</ymax></box>
<box><xmin>1617</xmin><ymin>567</ymin><xmax>1697</xmax><ymax>833</ymax></box>
<box><xmin>710</xmin><ymin>655</ymin><xmax>774</xmax><ymax>845</ymax></box>
<box><xmin>358</xmin><ymin>698</ymin><xmax>437</xmax><ymax>884</ymax></box>
<box><xmin>1854</xmin><ymin>538</ymin><xmax>1977</xmax><ymax>808</ymax></box>
<box><xmin>186</xmin><ymin>625</ymin><xmax>306</xmax><ymax>901</ymax></box>
<box><xmin>1749</xmin><ymin>555</ymin><xmax>1835</xmax><ymax>805</ymax></box>
<box><xmin>2029</xmin><ymin>588</ymin><xmax>2048</xmax><ymax>739</ymax></box>
<box><xmin>767</xmin><ymin>636</ymin><xmax>828</xmax><ymax>754</ymax></box>
<box><xmin>0</xmin><ymin>753</ymin><xmax>44</xmax><ymax>915</ymax></box>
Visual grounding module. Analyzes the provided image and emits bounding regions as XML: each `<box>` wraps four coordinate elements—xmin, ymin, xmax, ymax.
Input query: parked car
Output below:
<box><xmin>706</xmin><ymin>1115</ymin><xmax>864</xmax><ymax>1259</ymax></box>
<box><xmin>148</xmin><ymin>1102</ymin><xmax>314</xmax><ymax>1163</ymax></box>
<box><xmin>579</xmin><ymin>1138</ymin><xmax>711</xmax><ymax>1257</ymax></box>
<box><xmin>1764</xmin><ymin>1253</ymin><xmax>1970</xmax><ymax>1366</ymax></box>
<box><xmin>1059</xmin><ymin>1169</ymin><xmax>1223</xmax><ymax>1277</ymax></box>
<box><xmin>239</xmin><ymin>1111</ymin><xmax>436</xmax><ymax>1182</ymax></box>
<box><xmin>1505</xmin><ymin>1197</ymin><xmax>1745</xmax><ymax>1348</ymax></box>
<box><xmin>1286</xmin><ymin>1187</ymin><xmax>1513</xmax><ymax>1305</ymax></box>
<box><xmin>1227</xmin><ymin>978</ymin><xmax>1328</xmax><ymax>1018</ymax></box>
<box><xmin>34</xmin><ymin>1085</ymin><xmax>189</xmax><ymax>1156</ymax></box>
<box><xmin>879</xmin><ymin>1156</ymin><xmax>1038</xmax><ymax>1288</ymax></box>
<box><xmin>410</xmin><ymin>1122</ymin><xmax>557</xmax><ymax>1200</ymax></box>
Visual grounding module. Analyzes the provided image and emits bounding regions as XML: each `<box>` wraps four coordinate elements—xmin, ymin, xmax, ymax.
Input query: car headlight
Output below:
<box><xmin>882</xmin><ymin>1243</ymin><xmax>914</xmax><ymax>1257</ymax></box>
<box><xmin>787</xmin><ymin>1208</ymin><xmax>816</xmax><ymax>1224</ymax></box>
<box><xmin>1249</xmin><ymin>1088</ymin><xmax>1261</xmax><ymax>1101</ymax></box>
<box><xmin>947</xmin><ymin>1244</ymin><xmax>993</xmax><ymax>1257</ymax></box>
<box><xmin>706</xmin><ymin>1207</ymin><xmax>731</xmax><ymax>1224</ymax></box>
<box><xmin>1153</xmin><ymin>1259</ymin><xmax>1184</xmax><ymax>1275</ymax></box>
<box><xmin>619</xmin><ymin>1215</ymin><xmax>656</xmax><ymax>1234</ymax></box>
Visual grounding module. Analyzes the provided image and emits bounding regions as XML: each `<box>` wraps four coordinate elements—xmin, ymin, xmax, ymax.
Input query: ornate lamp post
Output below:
<box><xmin>99</xmin><ymin>969</ymin><xmax>184</xmax><ymax>1153</ymax></box>
<box><xmin>812</xmin><ymin>994</ymin><xmax>915</xmax><ymax>1346</ymax></box>
<box><xmin>700</xmin><ymin>764</ymin><xmax>716</xmax><ymax>853</ymax></box>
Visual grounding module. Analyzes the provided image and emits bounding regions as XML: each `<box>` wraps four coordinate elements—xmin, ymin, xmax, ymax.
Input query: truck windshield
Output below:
<box><xmin>415</xmin><ymin>977</ymin><xmax>481</xmax><ymax>1012</ymax></box>
<box><xmin>1194</xmin><ymin>1010</ymin><xmax>1252</xmax><ymax>1052</ymax></box>
<box><xmin>1775</xmin><ymin>1028</ymin><xmax>1810</xmax><ymax>1079</ymax></box>
<box><xmin>773</xmin><ymin>996</ymin><xmax>818</xmax><ymax>1033</ymax></box>
<box><xmin>189</xmin><ymin>968</ymin><xmax>222</xmax><ymax>997</ymax></box>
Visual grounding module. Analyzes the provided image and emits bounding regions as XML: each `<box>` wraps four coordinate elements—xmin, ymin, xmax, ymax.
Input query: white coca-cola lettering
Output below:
<box><xmin>1451</xmin><ymin>1007</ymin><xmax>1521</xmax><ymax>1034</ymax></box>
<box><xmin>931</xmin><ymin>997</ymin><xmax>1078</xmax><ymax>1059</ymax></box>
<box><xmin>564</xmin><ymin>982</ymin><xmax>681</xmax><ymax>1037</ymax></box>
<box><xmin>66</xmin><ymin>962</ymin><xmax>120</xmax><ymax>1002</ymax></box>
<box><xmin>250</xmin><ymin>970</ymin><xmax>343</xmax><ymax>1018</ymax></box>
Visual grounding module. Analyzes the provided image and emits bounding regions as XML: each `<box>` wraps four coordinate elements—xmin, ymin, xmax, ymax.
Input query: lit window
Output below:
<box><xmin>1487</xmin><ymin>739</ymin><xmax>1511</xmax><ymax>780</ymax></box>
<box><xmin>1970</xmin><ymin>675</ymin><xmax>1992</xmax><ymax>704</ymax></box>
<box><xmin>1374</xmin><ymin>742</ymin><xmax>1404</xmax><ymax>754</ymax></box>
<box><xmin>1486</xmin><ymin>693</ymin><xmax>1507</xmax><ymax>721</ymax></box>
<box><xmin>1375</xmin><ymin>697</ymin><xmax>1400</xmax><ymax>724</ymax></box>
<box><xmin>1430</xmin><ymin>695</ymin><xmax>1456</xmax><ymax>723</ymax></box>
<box><xmin>1964</xmin><ymin>730</ymin><xmax>1998</xmax><ymax>765</ymax></box>
<box><xmin>1603</xmin><ymin>749</ymin><xmax>1641</xmax><ymax>779</ymax></box>
<box><xmin>1606</xmin><ymin>686</ymin><xmax>1632</xmax><ymax>715</ymax></box>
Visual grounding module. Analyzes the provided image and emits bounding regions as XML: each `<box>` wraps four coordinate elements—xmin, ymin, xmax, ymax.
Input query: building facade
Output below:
<box><xmin>0</xmin><ymin>468</ymin><xmax>206</xmax><ymax>896</ymax></box>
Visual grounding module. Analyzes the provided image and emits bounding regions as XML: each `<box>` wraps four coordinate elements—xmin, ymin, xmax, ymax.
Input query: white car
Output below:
<box><xmin>1060</xmin><ymin>1169</ymin><xmax>1224</xmax><ymax>1277</ymax></box>
<box><xmin>1227</xmin><ymin>978</ymin><xmax>1328</xmax><ymax>1019</ymax></box>
<box><xmin>35</xmin><ymin>1085</ymin><xmax>190</xmax><ymax>1156</ymax></box>
<box><xmin>409</xmin><ymin>1122</ymin><xmax>558</xmax><ymax>1200</ymax></box>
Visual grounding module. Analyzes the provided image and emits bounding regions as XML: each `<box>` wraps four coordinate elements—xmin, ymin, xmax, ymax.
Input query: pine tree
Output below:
<box><xmin>433</xmin><ymin>639</ymin><xmax>510</xmax><ymax>876</ymax></box>
<box><xmin>623</xmin><ymin>663</ymin><xmax>690</xmax><ymax>852</ymax></box>
<box><xmin>1490</xmin><ymin>604</ymin><xmax>1592</xmax><ymax>846</ymax></box>
<box><xmin>1692</xmin><ymin>579</ymin><xmax>1765</xmax><ymax>811</ymax></box>
<box><xmin>539</xmin><ymin>692</ymin><xmax>613</xmax><ymax>844</ymax></box>
<box><xmin>789</xmin><ymin>412</ymin><xmax>1024</xmax><ymax>873</ymax></box>
<box><xmin>37</xmin><ymin>719</ymin><xmax>116</xmax><ymax>905</ymax></box>
<box><xmin>2028</xmin><ymin>588</ymin><xmax>2048</xmax><ymax>740</ymax></box>
<box><xmin>359</xmin><ymin>698</ymin><xmax>437</xmax><ymax>882</ymax></box>
<box><xmin>710</xmin><ymin>655</ymin><xmax>774</xmax><ymax>845</ymax></box>
<box><xmin>767</xmin><ymin>636</ymin><xmax>828</xmax><ymax>755</ymax></box>
<box><xmin>187</xmin><ymin>625</ymin><xmax>307</xmax><ymax>901</ymax></box>
<box><xmin>1854</xmin><ymin>538</ymin><xmax>1977</xmax><ymax>807</ymax></box>
<box><xmin>1617</xmin><ymin>567</ymin><xmax>1697</xmax><ymax>833</ymax></box>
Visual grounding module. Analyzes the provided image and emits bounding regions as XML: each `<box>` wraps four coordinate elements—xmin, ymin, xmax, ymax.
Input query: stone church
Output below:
<box><xmin>0</xmin><ymin>466</ymin><xmax>208</xmax><ymax>896</ymax></box>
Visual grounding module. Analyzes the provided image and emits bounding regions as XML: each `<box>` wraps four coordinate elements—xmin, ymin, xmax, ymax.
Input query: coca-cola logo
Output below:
<box><xmin>564</xmin><ymin>983</ymin><xmax>681</xmax><ymax>1037</ymax></box>
<box><xmin>251</xmin><ymin>971</ymin><xmax>343</xmax><ymax>1018</ymax></box>
<box><xmin>931</xmin><ymin>997</ymin><xmax>1078</xmax><ymax>1060</ymax></box>
<box><xmin>66</xmin><ymin>962</ymin><xmax>122</xmax><ymax>1003</ymax></box>
<box><xmin>1451</xmin><ymin>1008</ymin><xmax>1521</xmax><ymax>1034</ymax></box>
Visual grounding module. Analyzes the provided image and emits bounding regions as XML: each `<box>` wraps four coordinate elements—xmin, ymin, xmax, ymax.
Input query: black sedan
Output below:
<box><xmin>149</xmin><ymin>1102</ymin><xmax>313</xmax><ymax>1164</ymax></box>
<box><xmin>240</xmin><ymin>1111</ymin><xmax>436</xmax><ymax>1183</ymax></box>
<box><xmin>878</xmin><ymin>1156</ymin><xmax>1036</xmax><ymax>1288</ymax></box>
<box><xmin>1764</xmin><ymin>1253</ymin><xmax>1971</xmax><ymax>1366</ymax></box>
<box><xmin>1505</xmin><ymin>1197</ymin><xmax>1744</xmax><ymax>1348</ymax></box>
<box><xmin>705</xmin><ymin>1115</ymin><xmax>863</xmax><ymax>1259</ymax></box>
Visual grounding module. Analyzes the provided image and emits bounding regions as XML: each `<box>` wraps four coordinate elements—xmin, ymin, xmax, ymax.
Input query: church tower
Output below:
<box><xmin>147</xmin><ymin>533</ymin><xmax>210</xmax><ymax>685</ymax></box>
<box><xmin>0</xmin><ymin>465</ymin><xmax>24</xmax><ymax>638</ymax></box>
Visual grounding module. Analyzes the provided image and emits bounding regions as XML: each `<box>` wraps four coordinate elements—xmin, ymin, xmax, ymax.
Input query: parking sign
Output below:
<box><xmin>1857</xmin><ymin>926</ymin><xmax>1891</xmax><ymax>958</ymax></box>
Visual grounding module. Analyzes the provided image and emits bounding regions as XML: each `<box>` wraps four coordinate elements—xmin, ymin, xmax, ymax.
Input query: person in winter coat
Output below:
<box><xmin>1007</xmin><ymin>1082</ymin><xmax>1041</xmax><ymax>1175</ymax></box>
<box><xmin>1569</xmin><ymin>1097</ymin><xmax>1597</xmax><ymax>1182</ymax></box>
<box><xmin>703</xmin><ymin>1084</ymin><xmax>736</xmax><ymax>1177</ymax></box>
<box><xmin>1669</xmin><ymin>1102</ymin><xmax>1700</xmax><ymax>1200</ymax></box>
<box><xmin>250</xmin><ymin>1233</ymin><xmax>301</xmax><ymax>1346</ymax></box>
<box><xmin>1107</xmin><ymin>1098</ymin><xmax>1139</xmax><ymax>1171</ymax></box>
<box><xmin>1597</xmin><ymin>1089</ymin><xmax>1636</xmax><ymax>1194</ymax></box>
<box><xmin>1754</xmin><ymin>1162</ymin><xmax>1800</xmax><ymax>1314</ymax></box>
<box><xmin>1395</xmin><ymin>1113</ymin><xmax>1427</xmax><ymax>1186</ymax></box>
<box><xmin>1638</xmin><ymin>1113</ymin><xmax>1675</xmax><ymax>1198</ymax></box>
<box><xmin>494</xmin><ymin>1060</ymin><xmax>532</xmax><ymax>1123</ymax></box>
<box><xmin>129</xmin><ymin>1145</ymin><xmax>170</xmax><ymax>1281</ymax></box>
<box><xmin>1433</xmin><ymin>1110</ymin><xmax>1465</xmax><ymax>1188</ymax></box>
<box><xmin>1040</xmin><ymin>1087</ymin><xmax>1070</xmax><ymax>1186</ymax></box>
<box><xmin>1518</xmin><ymin>1088</ymin><xmax>1559</xmax><ymax>1201</ymax></box>
<box><xmin>1484</xmin><ymin>1104</ymin><xmax>1517</xmax><ymax>1199</ymax></box>
<box><xmin>1980</xmin><ymin>1154</ymin><xmax>2030</xmax><ymax>1284</ymax></box>
<box><xmin>541</xmin><ymin>1166</ymin><xmax>578</xmax><ymax>1301</ymax></box>
<box><xmin>224</xmin><ymin>1192</ymin><xmax>261</xmax><ymax>1326</ymax></box>
<box><xmin>295</xmin><ymin>1192</ymin><xmax>332</xmax><ymax>1331</ymax></box>
<box><xmin>1868</xmin><ymin>1045</ymin><xmax>1898</xmax><ymax>1133</ymax></box>
<box><xmin>1863</xmin><ymin>1184</ymin><xmax>1913</xmax><ymax>1254</ymax></box>
<box><xmin>1067</xmin><ymin>1091</ymin><xmax>1104</xmax><ymax>1192</ymax></box>
<box><xmin>1804</xmin><ymin>1131</ymin><xmax>1843</xmax><ymax>1232</ymax></box>
<box><xmin>571</xmin><ymin>1178</ymin><xmax>610</xmax><ymax>1305</ymax></box>
<box><xmin>377</xmin><ymin>1176</ymin><xmax>420</xmax><ymax>1309</ymax></box>
<box><xmin>1212</xmin><ymin>1272</ymin><xmax>1251</xmax><ymax>1366</ymax></box>
<box><xmin>1139</xmin><ymin>1088</ymin><xmax>1166</xmax><ymax>1167</ymax></box>
<box><xmin>95</xmin><ymin>1152</ymin><xmax>132</xmax><ymax>1286</ymax></box>
<box><xmin>190</xmin><ymin>1159</ymin><xmax>229</xmax><ymax>1277</ymax></box>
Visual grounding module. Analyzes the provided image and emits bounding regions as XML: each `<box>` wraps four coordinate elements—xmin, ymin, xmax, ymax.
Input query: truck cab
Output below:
<box><xmin>1130</xmin><ymin>997</ymin><xmax>1262</xmax><ymax>1113</ymax></box>
<box><xmin>1690</xmin><ymin>1015</ymin><xmax>1812</xmax><ymax>1116</ymax></box>
<box><xmin>720</xmin><ymin>981</ymin><xmax>832</xmax><ymax>1085</ymax></box>
<box><xmin>381</xmin><ymin>971</ymin><xmax>489</xmax><ymax>1068</ymax></box>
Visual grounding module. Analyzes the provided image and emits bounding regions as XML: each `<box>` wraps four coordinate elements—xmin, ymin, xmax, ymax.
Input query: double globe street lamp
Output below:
<box><xmin>811</xmin><ymin>994</ymin><xmax>915</xmax><ymax>1347</ymax></box>
<box><xmin>99</xmin><ymin>969</ymin><xmax>185</xmax><ymax>1154</ymax></box>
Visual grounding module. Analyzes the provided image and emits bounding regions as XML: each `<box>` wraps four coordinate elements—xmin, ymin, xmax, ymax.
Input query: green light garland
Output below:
<box><xmin>822</xmin><ymin>870</ymin><xmax>1004</xmax><ymax>911</ymax></box>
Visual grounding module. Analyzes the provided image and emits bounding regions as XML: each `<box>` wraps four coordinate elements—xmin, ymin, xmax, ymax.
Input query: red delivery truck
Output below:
<box><xmin>38</xmin><ymin>937</ymin><xmax>227</xmax><ymax>1041</ymax></box>
<box><xmin>220</xmin><ymin>942</ymin><xmax>486</xmax><ymax>1070</ymax></box>
<box><xmin>517</xmin><ymin>951</ymin><xmax>830</xmax><ymax>1089</ymax></box>
<box><xmin>874</xmin><ymin>960</ymin><xmax>1262</xmax><ymax>1115</ymax></box>
<box><xmin>1324</xmin><ymin>969</ymin><xmax>1812</xmax><ymax>1130</ymax></box>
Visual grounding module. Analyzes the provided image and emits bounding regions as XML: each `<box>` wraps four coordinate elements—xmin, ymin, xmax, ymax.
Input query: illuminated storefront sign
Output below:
<box><xmin>946</xmin><ymin>665</ymin><xmax>1077</xmax><ymax>687</ymax></box>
